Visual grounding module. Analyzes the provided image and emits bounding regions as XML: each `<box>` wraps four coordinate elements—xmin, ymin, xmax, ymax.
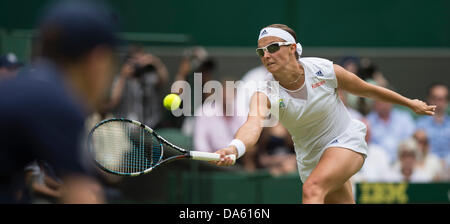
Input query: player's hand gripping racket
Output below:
<box><xmin>87</xmin><ymin>118</ymin><xmax>235</xmax><ymax>176</ymax></box>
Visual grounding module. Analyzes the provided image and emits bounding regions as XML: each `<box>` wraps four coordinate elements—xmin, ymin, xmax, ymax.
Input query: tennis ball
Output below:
<box><xmin>163</xmin><ymin>94</ymin><xmax>182</xmax><ymax>111</ymax></box>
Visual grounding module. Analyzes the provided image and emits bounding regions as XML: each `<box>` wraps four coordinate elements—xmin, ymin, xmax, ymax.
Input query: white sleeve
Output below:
<box><xmin>301</xmin><ymin>57</ymin><xmax>337</xmax><ymax>89</ymax></box>
<box><xmin>321</xmin><ymin>59</ymin><xmax>337</xmax><ymax>89</ymax></box>
<box><xmin>255</xmin><ymin>74</ymin><xmax>279</xmax><ymax>103</ymax></box>
<box><xmin>254</xmin><ymin>74</ymin><xmax>281</xmax><ymax>127</ymax></box>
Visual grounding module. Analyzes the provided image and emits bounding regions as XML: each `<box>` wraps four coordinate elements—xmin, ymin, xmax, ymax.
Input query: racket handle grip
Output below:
<box><xmin>189</xmin><ymin>151</ymin><xmax>236</xmax><ymax>165</ymax></box>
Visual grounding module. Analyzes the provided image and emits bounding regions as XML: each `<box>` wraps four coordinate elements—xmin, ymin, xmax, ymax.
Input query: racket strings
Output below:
<box><xmin>91</xmin><ymin>121</ymin><xmax>162</xmax><ymax>174</ymax></box>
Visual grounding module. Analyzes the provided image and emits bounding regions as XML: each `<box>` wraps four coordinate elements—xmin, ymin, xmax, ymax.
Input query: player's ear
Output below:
<box><xmin>290</xmin><ymin>44</ymin><xmax>297</xmax><ymax>55</ymax></box>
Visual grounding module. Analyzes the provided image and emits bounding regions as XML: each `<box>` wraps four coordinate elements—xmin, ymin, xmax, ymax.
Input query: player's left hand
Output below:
<box><xmin>409</xmin><ymin>99</ymin><xmax>436</xmax><ymax>116</ymax></box>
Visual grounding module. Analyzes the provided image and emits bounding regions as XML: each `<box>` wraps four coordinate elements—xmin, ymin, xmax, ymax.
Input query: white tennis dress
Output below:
<box><xmin>257</xmin><ymin>57</ymin><xmax>368</xmax><ymax>183</ymax></box>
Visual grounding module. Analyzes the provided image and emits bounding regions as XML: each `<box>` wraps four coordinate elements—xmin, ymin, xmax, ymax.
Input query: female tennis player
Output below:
<box><xmin>213</xmin><ymin>24</ymin><xmax>436</xmax><ymax>204</ymax></box>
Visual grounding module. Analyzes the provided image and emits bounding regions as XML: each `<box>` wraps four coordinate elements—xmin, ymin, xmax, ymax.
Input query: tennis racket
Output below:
<box><xmin>87</xmin><ymin>118</ymin><xmax>236</xmax><ymax>176</ymax></box>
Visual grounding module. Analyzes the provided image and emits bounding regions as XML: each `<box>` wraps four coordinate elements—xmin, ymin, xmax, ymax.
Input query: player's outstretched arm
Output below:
<box><xmin>212</xmin><ymin>92</ymin><xmax>270</xmax><ymax>166</ymax></box>
<box><xmin>333</xmin><ymin>64</ymin><xmax>436</xmax><ymax>116</ymax></box>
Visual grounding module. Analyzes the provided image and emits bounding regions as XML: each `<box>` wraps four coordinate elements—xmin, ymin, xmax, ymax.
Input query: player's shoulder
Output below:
<box><xmin>300</xmin><ymin>57</ymin><xmax>333</xmax><ymax>67</ymax></box>
<box><xmin>1</xmin><ymin>66</ymin><xmax>84</xmax><ymax>120</ymax></box>
<box><xmin>299</xmin><ymin>57</ymin><xmax>335</xmax><ymax>78</ymax></box>
<box><xmin>252</xmin><ymin>72</ymin><xmax>275</xmax><ymax>84</ymax></box>
<box><xmin>253</xmin><ymin>73</ymin><xmax>277</xmax><ymax>100</ymax></box>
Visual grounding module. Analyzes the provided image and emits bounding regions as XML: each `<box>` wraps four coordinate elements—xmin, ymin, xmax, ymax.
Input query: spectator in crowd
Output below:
<box><xmin>415</xmin><ymin>83</ymin><xmax>449</xmax><ymax>161</ymax></box>
<box><xmin>346</xmin><ymin>58</ymin><xmax>389</xmax><ymax>116</ymax></box>
<box><xmin>172</xmin><ymin>48</ymin><xmax>217</xmax><ymax>134</ymax></box>
<box><xmin>0</xmin><ymin>0</ymin><xmax>117</xmax><ymax>203</ymax></box>
<box><xmin>388</xmin><ymin>138</ymin><xmax>433</xmax><ymax>182</ymax></box>
<box><xmin>173</xmin><ymin>46</ymin><xmax>213</xmax><ymax>108</ymax></box>
<box><xmin>337</xmin><ymin>56</ymin><xmax>364</xmax><ymax>120</ymax></box>
<box><xmin>358</xmin><ymin>58</ymin><xmax>388</xmax><ymax>87</ymax></box>
<box><xmin>412</xmin><ymin>129</ymin><xmax>445</xmax><ymax>181</ymax></box>
<box><xmin>193</xmin><ymin>79</ymin><xmax>250</xmax><ymax>169</ymax></box>
<box><xmin>338</xmin><ymin>88</ymin><xmax>363</xmax><ymax>120</ymax></box>
<box><xmin>107</xmin><ymin>46</ymin><xmax>169</xmax><ymax>128</ymax></box>
<box><xmin>235</xmin><ymin>65</ymin><xmax>269</xmax><ymax>117</ymax></box>
<box><xmin>339</xmin><ymin>56</ymin><xmax>360</xmax><ymax>75</ymax></box>
<box><xmin>257</xmin><ymin>123</ymin><xmax>297</xmax><ymax>176</ymax></box>
<box><xmin>353</xmin><ymin>58</ymin><xmax>377</xmax><ymax>115</ymax></box>
<box><xmin>0</xmin><ymin>52</ymin><xmax>23</xmax><ymax>81</ymax></box>
<box><xmin>440</xmin><ymin>155</ymin><xmax>450</xmax><ymax>181</ymax></box>
<box><xmin>352</xmin><ymin>119</ymin><xmax>391</xmax><ymax>182</ymax></box>
<box><xmin>366</xmin><ymin>83</ymin><xmax>416</xmax><ymax>164</ymax></box>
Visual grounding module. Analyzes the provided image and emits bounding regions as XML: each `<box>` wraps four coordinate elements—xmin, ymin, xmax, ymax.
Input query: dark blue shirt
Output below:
<box><xmin>0</xmin><ymin>59</ymin><xmax>90</xmax><ymax>203</ymax></box>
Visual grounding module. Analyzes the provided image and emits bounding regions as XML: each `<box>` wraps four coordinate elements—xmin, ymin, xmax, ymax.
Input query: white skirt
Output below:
<box><xmin>295</xmin><ymin>119</ymin><xmax>368</xmax><ymax>183</ymax></box>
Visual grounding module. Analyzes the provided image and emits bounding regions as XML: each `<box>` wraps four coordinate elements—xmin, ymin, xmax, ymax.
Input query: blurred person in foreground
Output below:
<box><xmin>0</xmin><ymin>0</ymin><xmax>118</xmax><ymax>203</ymax></box>
<box><xmin>0</xmin><ymin>52</ymin><xmax>23</xmax><ymax>81</ymax></box>
<box><xmin>415</xmin><ymin>83</ymin><xmax>449</xmax><ymax>162</ymax></box>
<box><xmin>23</xmin><ymin>160</ymin><xmax>62</xmax><ymax>204</ymax></box>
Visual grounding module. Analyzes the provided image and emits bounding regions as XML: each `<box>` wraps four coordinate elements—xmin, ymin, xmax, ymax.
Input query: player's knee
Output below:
<box><xmin>302</xmin><ymin>179</ymin><xmax>326</xmax><ymax>200</ymax></box>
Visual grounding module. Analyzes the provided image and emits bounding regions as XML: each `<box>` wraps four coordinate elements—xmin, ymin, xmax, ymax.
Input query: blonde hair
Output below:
<box><xmin>397</xmin><ymin>138</ymin><xmax>422</xmax><ymax>160</ymax></box>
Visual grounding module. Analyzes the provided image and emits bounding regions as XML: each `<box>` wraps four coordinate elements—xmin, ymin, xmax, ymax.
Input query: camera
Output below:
<box><xmin>183</xmin><ymin>46</ymin><xmax>208</xmax><ymax>72</ymax></box>
<box><xmin>132</xmin><ymin>63</ymin><xmax>156</xmax><ymax>78</ymax></box>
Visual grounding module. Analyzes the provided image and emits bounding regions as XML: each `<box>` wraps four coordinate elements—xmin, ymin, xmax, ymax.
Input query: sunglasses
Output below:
<box><xmin>256</xmin><ymin>42</ymin><xmax>294</xmax><ymax>57</ymax></box>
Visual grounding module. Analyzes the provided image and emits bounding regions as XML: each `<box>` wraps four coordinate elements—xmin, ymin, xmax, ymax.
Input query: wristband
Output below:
<box><xmin>228</xmin><ymin>139</ymin><xmax>246</xmax><ymax>159</ymax></box>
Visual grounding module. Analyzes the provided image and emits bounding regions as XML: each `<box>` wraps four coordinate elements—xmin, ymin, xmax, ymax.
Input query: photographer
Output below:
<box><xmin>107</xmin><ymin>46</ymin><xmax>169</xmax><ymax>128</ymax></box>
<box><xmin>174</xmin><ymin>46</ymin><xmax>213</xmax><ymax>101</ymax></box>
<box><xmin>161</xmin><ymin>46</ymin><xmax>216</xmax><ymax>130</ymax></box>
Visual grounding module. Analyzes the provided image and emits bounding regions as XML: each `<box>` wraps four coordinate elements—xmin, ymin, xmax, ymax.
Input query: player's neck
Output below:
<box><xmin>64</xmin><ymin>65</ymin><xmax>95</xmax><ymax>112</ymax></box>
<box><xmin>274</xmin><ymin>62</ymin><xmax>305</xmax><ymax>91</ymax></box>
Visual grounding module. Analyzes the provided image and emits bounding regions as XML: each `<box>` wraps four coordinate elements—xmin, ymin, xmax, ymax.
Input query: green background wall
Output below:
<box><xmin>1</xmin><ymin>0</ymin><xmax>449</xmax><ymax>47</ymax></box>
<box><xmin>1</xmin><ymin>0</ymin><xmax>449</xmax><ymax>103</ymax></box>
